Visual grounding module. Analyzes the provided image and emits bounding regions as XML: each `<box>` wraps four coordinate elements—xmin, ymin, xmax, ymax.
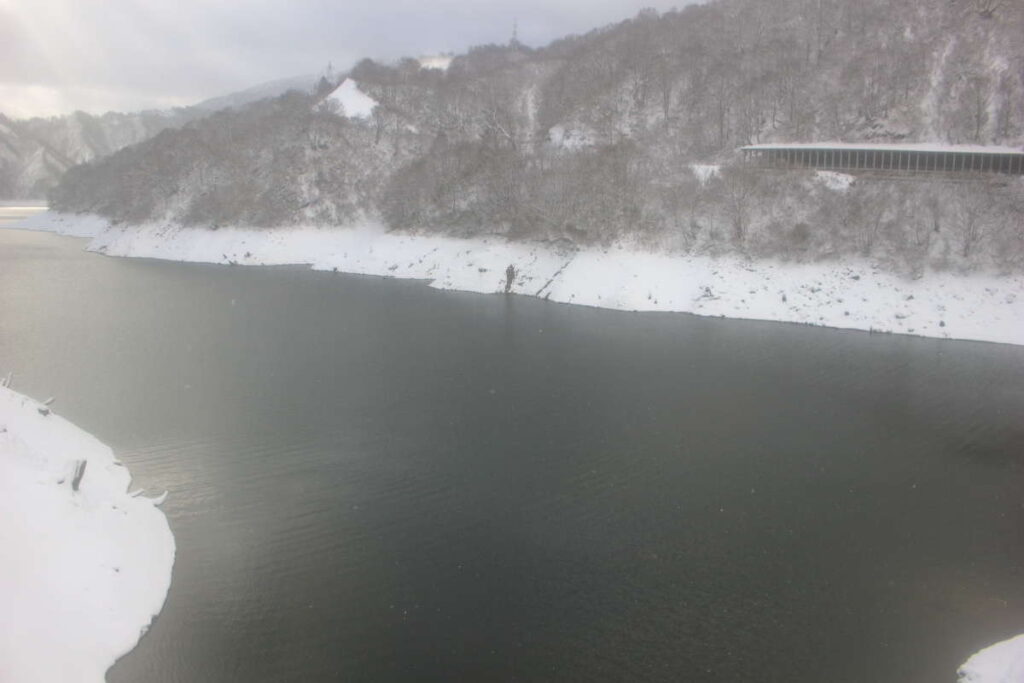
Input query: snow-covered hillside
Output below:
<box><xmin>0</xmin><ymin>73</ymin><xmax>323</xmax><ymax>199</ymax></box>
<box><xmin>45</xmin><ymin>0</ymin><xmax>1024</xmax><ymax>272</ymax></box>
<box><xmin>0</xmin><ymin>114</ymin><xmax>73</xmax><ymax>198</ymax></box>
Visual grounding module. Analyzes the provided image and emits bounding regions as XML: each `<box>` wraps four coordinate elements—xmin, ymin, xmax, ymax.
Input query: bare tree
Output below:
<box><xmin>950</xmin><ymin>183</ymin><xmax>992</xmax><ymax>259</ymax></box>
<box><xmin>952</xmin><ymin>0</ymin><xmax>1008</xmax><ymax>19</ymax></box>
<box><xmin>717</xmin><ymin>165</ymin><xmax>759</xmax><ymax>243</ymax></box>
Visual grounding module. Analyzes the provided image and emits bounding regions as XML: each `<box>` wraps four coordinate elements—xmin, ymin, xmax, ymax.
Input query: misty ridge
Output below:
<box><xmin>0</xmin><ymin>76</ymin><xmax>320</xmax><ymax>199</ymax></box>
<box><xmin>0</xmin><ymin>109</ymin><xmax>192</xmax><ymax>199</ymax></box>
<box><xmin>38</xmin><ymin>0</ymin><xmax>1024</xmax><ymax>275</ymax></box>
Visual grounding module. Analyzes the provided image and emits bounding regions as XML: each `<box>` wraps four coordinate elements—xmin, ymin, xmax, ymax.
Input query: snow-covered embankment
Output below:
<box><xmin>9</xmin><ymin>211</ymin><xmax>1024</xmax><ymax>346</ymax></box>
<box><xmin>0</xmin><ymin>383</ymin><xmax>175</xmax><ymax>683</ymax></box>
<box><xmin>958</xmin><ymin>634</ymin><xmax>1024</xmax><ymax>683</ymax></box>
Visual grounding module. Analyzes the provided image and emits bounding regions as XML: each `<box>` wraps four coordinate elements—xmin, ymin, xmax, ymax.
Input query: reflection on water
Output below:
<box><xmin>1</xmin><ymin>228</ymin><xmax>1023</xmax><ymax>683</ymax></box>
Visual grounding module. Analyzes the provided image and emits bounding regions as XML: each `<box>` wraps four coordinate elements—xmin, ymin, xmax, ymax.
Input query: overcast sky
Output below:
<box><xmin>0</xmin><ymin>0</ymin><xmax>696</xmax><ymax>119</ymax></box>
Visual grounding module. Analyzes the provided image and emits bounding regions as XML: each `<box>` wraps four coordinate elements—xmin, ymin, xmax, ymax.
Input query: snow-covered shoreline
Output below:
<box><xmin>958</xmin><ymin>634</ymin><xmax>1024</xmax><ymax>683</ymax></box>
<box><xmin>9</xmin><ymin>211</ymin><xmax>1024</xmax><ymax>347</ymax></box>
<box><xmin>0</xmin><ymin>383</ymin><xmax>175</xmax><ymax>683</ymax></box>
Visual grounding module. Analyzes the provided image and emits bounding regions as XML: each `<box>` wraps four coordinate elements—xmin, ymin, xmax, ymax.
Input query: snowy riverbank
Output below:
<box><xmin>958</xmin><ymin>634</ymin><xmax>1024</xmax><ymax>683</ymax></box>
<box><xmin>0</xmin><ymin>383</ymin><xmax>175</xmax><ymax>683</ymax></box>
<box><xmin>9</xmin><ymin>211</ymin><xmax>1024</xmax><ymax>346</ymax></box>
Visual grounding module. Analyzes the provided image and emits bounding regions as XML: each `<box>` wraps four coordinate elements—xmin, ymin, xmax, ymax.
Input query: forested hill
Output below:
<box><xmin>50</xmin><ymin>0</ymin><xmax>1024</xmax><ymax>271</ymax></box>
<box><xmin>0</xmin><ymin>77</ymin><xmax>319</xmax><ymax>199</ymax></box>
<box><xmin>0</xmin><ymin>109</ymin><xmax>206</xmax><ymax>199</ymax></box>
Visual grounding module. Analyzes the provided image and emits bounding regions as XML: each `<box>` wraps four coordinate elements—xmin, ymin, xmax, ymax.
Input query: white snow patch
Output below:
<box><xmin>548</xmin><ymin>125</ymin><xmax>594</xmax><ymax>150</ymax></box>
<box><xmin>690</xmin><ymin>164</ymin><xmax>721</xmax><ymax>184</ymax></box>
<box><xmin>7</xmin><ymin>212</ymin><xmax>1024</xmax><ymax>347</ymax></box>
<box><xmin>958</xmin><ymin>634</ymin><xmax>1024</xmax><ymax>683</ymax></box>
<box><xmin>418</xmin><ymin>55</ymin><xmax>453</xmax><ymax>71</ymax></box>
<box><xmin>327</xmin><ymin>78</ymin><xmax>378</xmax><ymax>119</ymax></box>
<box><xmin>523</xmin><ymin>85</ymin><xmax>539</xmax><ymax>142</ymax></box>
<box><xmin>815</xmin><ymin>170</ymin><xmax>855</xmax><ymax>191</ymax></box>
<box><xmin>0</xmin><ymin>384</ymin><xmax>175</xmax><ymax>683</ymax></box>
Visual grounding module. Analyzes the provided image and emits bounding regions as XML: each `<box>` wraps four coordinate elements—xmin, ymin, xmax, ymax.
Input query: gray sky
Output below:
<box><xmin>0</xmin><ymin>0</ymin><xmax>694</xmax><ymax>119</ymax></box>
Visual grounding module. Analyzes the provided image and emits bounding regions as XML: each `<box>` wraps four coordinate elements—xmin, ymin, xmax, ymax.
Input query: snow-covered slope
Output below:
<box><xmin>0</xmin><ymin>384</ymin><xmax>175</xmax><ymax>683</ymax></box>
<box><xmin>325</xmin><ymin>79</ymin><xmax>378</xmax><ymax>119</ymax></box>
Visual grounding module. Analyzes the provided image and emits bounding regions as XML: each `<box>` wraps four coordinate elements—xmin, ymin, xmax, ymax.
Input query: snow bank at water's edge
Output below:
<box><xmin>958</xmin><ymin>634</ymin><xmax>1024</xmax><ymax>683</ymax></box>
<box><xmin>0</xmin><ymin>383</ymin><xmax>175</xmax><ymax>683</ymax></box>
<box><xmin>11</xmin><ymin>210</ymin><xmax>108</xmax><ymax>237</ymax></box>
<box><xmin>8</xmin><ymin>211</ymin><xmax>1024</xmax><ymax>347</ymax></box>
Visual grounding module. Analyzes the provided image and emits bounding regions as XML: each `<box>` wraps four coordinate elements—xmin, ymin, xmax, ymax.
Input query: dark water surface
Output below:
<box><xmin>2</xmin><ymin>228</ymin><xmax>1022</xmax><ymax>682</ymax></box>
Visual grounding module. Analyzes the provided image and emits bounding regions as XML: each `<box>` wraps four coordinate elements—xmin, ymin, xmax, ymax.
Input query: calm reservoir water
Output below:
<box><xmin>1</xmin><ymin>224</ymin><xmax>1022</xmax><ymax>682</ymax></box>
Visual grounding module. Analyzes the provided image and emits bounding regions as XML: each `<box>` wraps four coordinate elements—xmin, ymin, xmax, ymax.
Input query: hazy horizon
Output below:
<box><xmin>0</xmin><ymin>0</ymin><xmax>695</xmax><ymax>119</ymax></box>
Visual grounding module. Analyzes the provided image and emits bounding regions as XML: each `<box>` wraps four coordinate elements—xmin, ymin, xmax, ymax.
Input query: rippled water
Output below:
<box><xmin>1</xmin><ymin>227</ymin><xmax>1022</xmax><ymax>682</ymax></box>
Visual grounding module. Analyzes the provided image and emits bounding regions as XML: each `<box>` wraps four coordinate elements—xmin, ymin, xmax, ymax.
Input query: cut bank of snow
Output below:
<box><xmin>327</xmin><ymin>78</ymin><xmax>377</xmax><ymax>119</ymax></box>
<box><xmin>0</xmin><ymin>384</ymin><xmax>175</xmax><ymax>683</ymax></box>
<box><xmin>8</xmin><ymin>212</ymin><xmax>1024</xmax><ymax>347</ymax></box>
<box><xmin>958</xmin><ymin>634</ymin><xmax>1024</xmax><ymax>683</ymax></box>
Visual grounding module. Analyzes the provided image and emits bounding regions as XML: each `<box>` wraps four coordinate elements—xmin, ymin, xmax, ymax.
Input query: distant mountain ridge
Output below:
<box><xmin>0</xmin><ymin>113</ymin><xmax>72</xmax><ymax>198</ymax></box>
<box><xmin>0</xmin><ymin>75</ymin><xmax>321</xmax><ymax>198</ymax></box>
<box><xmin>191</xmin><ymin>74</ymin><xmax>320</xmax><ymax>113</ymax></box>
